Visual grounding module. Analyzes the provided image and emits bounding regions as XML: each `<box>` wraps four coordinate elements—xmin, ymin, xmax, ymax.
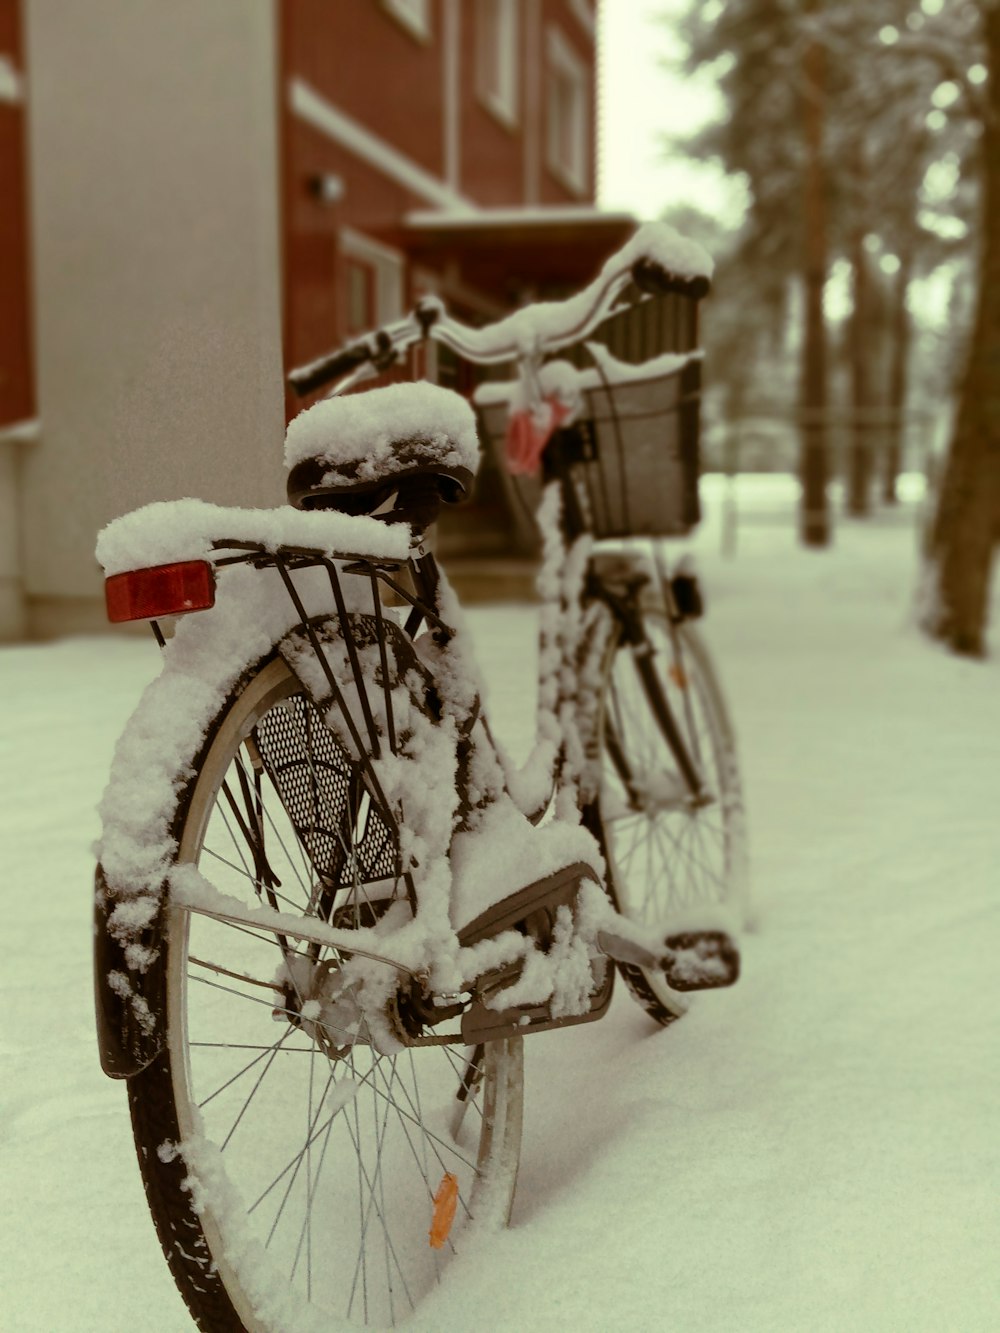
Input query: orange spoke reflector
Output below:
<box><xmin>429</xmin><ymin>1172</ymin><xmax>459</xmax><ymax>1250</ymax></box>
<box><xmin>669</xmin><ymin>662</ymin><xmax>688</xmax><ymax>689</ymax></box>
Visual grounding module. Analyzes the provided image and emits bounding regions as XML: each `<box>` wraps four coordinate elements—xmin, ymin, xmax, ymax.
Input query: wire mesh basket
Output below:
<box><xmin>476</xmin><ymin>352</ymin><xmax>703</xmax><ymax>541</ymax></box>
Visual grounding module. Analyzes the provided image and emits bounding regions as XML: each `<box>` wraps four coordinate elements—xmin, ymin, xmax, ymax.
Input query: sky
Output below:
<box><xmin>596</xmin><ymin>0</ymin><xmax>746</xmax><ymax>225</ymax></box>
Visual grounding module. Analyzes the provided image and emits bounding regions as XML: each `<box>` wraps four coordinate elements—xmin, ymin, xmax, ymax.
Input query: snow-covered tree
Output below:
<box><xmin>916</xmin><ymin>1</ymin><xmax>999</xmax><ymax>655</ymax></box>
<box><xmin>678</xmin><ymin>0</ymin><xmax>844</xmax><ymax>544</ymax></box>
<box><xmin>671</xmin><ymin>0</ymin><xmax>996</xmax><ymax>638</ymax></box>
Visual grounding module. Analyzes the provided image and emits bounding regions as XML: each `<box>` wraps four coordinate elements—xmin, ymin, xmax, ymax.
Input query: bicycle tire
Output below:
<box><xmin>126</xmin><ymin>652</ymin><xmax>524</xmax><ymax>1331</ymax></box>
<box><xmin>598</xmin><ymin>605</ymin><xmax>748</xmax><ymax>1025</ymax></box>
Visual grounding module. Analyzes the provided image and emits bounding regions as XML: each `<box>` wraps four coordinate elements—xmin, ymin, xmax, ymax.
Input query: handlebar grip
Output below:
<box><xmin>631</xmin><ymin>257</ymin><xmax>711</xmax><ymax>301</ymax></box>
<box><xmin>287</xmin><ymin>341</ymin><xmax>373</xmax><ymax>397</ymax></box>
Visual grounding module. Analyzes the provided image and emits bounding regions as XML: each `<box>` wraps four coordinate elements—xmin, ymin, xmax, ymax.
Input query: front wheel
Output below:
<box><xmin>598</xmin><ymin>609</ymin><xmax>748</xmax><ymax>1026</ymax></box>
<box><xmin>126</xmin><ymin>653</ymin><xmax>523</xmax><ymax>1330</ymax></box>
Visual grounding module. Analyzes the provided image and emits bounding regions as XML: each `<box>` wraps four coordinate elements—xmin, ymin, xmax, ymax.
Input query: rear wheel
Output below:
<box><xmin>599</xmin><ymin>609</ymin><xmax>747</xmax><ymax>1025</ymax></box>
<box><xmin>128</xmin><ymin>654</ymin><xmax>523</xmax><ymax>1330</ymax></box>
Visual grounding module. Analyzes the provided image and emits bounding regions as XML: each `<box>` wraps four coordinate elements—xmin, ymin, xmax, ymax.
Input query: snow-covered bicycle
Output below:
<box><xmin>94</xmin><ymin>221</ymin><xmax>747</xmax><ymax>1331</ymax></box>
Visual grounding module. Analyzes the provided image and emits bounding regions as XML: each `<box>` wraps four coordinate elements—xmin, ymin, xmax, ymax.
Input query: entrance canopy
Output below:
<box><xmin>404</xmin><ymin>206</ymin><xmax>638</xmax><ymax>303</ymax></box>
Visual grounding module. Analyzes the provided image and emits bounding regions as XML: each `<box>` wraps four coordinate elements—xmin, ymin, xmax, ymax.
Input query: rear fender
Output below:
<box><xmin>93</xmin><ymin>604</ymin><xmax>388</xmax><ymax>1080</ymax></box>
<box><xmin>94</xmin><ymin>865</ymin><xmax>168</xmax><ymax>1078</ymax></box>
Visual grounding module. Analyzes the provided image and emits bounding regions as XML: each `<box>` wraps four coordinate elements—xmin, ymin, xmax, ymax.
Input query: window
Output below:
<box><xmin>546</xmin><ymin>27</ymin><xmax>588</xmax><ymax>194</ymax></box>
<box><xmin>344</xmin><ymin>259</ymin><xmax>376</xmax><ymax>336</ymax></box>
<box><xmin>476</xmin><ymin>0</ymin><xmax>519</xmax><ymax>127</ymax></box>
<box><xmin>0</xmin><ymin>54</ymin><xmax>24</xmax><ymax>104</ymax></box>
<box><xmin>340</xmin><ymin>228</ymin><xmax>404</xmax><ymax>338</ymax></box>
<box><xmin>381</xmin><ymin>0</ymin><xmax>431</xmax><ymax>42</ymax></box>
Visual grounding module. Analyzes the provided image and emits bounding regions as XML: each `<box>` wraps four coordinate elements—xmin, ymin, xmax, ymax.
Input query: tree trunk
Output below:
<box><xmin>923</xmin><ymin>7</ymin><xmax>1000</xmax><ymax>656</ymax></box>
<box><xmin>799</xmin><ymin>28</ymin><xmax>830</xmax><ymax>547</ymax></box>
<box><xmin>847</xmin><ymin>219</ymin><xmax>874</xmax><ymax>516</ymax></box>
<box><xmin>883</xmin><ymin>247</ymin><xmax>914</xmax><ymax>505</ymax></box>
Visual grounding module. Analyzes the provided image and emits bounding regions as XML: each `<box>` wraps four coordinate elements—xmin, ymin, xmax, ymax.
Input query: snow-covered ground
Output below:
<box><xmin>3</xmin><ymin>478</ymin><xmax>998</xmax><ymax>1331</ymax></box>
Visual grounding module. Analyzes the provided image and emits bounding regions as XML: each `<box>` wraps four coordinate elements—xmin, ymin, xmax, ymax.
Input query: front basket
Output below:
<box><xmin>478</xmin><ymin>354</ymin><xmax>702</xmax><ymax>540</ymax></box>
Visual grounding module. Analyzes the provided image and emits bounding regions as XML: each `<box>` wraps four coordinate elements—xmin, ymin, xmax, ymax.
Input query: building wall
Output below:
<box><xmin>458</xmin><ymin>0</ymin><xmax>535</xmax><ymax>207</ymax></box>
<box><xmin>289</xmin><ymin>0</ymin><xmax>447</xmax><ymax>182</ymax></box>
<box><xmin>21</xmin><ymin>0</ymin><xmax>285</xmax><ymax>634</ymax></box>
<box><xmin>281</xmin><ymin>103</ymin><xmax>427</xmax><ymax>383</ymax></box>
<box><xmin>0</xmin><ymin>0</ymin><xmax>32</xmax><ymax>639</ymax></box>
<box><xmin>281</xmin><ymin>0</ymin><xmax>460</xmax><ymax>381</ymax></box>
<box><xmin>0</xmin><ymin>0</ymin><xmax>33</xmax><ymax>432</ymax></box>
<box><xmin>537</xmin><ymin>0</ymin><xmax>596</xmax><ymax>204</ymax></box>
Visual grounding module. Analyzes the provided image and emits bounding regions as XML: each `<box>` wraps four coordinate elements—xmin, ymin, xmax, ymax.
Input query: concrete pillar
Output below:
<box><xmin>22</xmin><ymin>0</ymin><xmax>284</xmax><ymax>636</ymax></box>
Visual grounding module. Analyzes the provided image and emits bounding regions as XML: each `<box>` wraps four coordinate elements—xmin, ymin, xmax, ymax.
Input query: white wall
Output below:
<box><xmin>22</xmin><ymin>0</ymin><xmax>284</xmax><ymax>631</ymax></box>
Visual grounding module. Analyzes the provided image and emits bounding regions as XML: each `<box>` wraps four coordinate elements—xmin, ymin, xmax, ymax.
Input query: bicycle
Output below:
<box><xmin>94</xmin><ymin>221</ymin><xmax>747</xmax><ymax>1331</ymax></box>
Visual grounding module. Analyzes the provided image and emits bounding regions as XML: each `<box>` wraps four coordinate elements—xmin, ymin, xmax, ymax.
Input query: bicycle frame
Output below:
<box><xmin>96</xmin><ymin>222</ymin><xmax>726</xmax><ymax>1075</ymax></box>
<box><xmin>95</xmin><ymin>531</ymin><xmax>616</xmax><ymax>1076</ymax></box>
<box><xmin>584</xmin><ymin>559</ymin><xmax>708</xmax><ymax>803</ymax></box>
<box><xmin>93</xmin><ymin>221</ymin><xmax>742</xmax><ymax>1333</ymax></box>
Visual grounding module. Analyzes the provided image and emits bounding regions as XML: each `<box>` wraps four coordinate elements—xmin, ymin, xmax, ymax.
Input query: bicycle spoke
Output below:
<box><xmin>187</xmin><ymin>970</ymin><xmax>362</xmax><ymax>1046</ymax></box>
<box><xmin>440</xmin><ymin>1044</ymin><xmax>485</xmax><ymax>1127</ymax></box>
<box><xmin>263</xmin><ymin>1064</ymin><xmax>337</xmax><ymax>1250</ymax></box>
<box><xmin>201</xmin><ymin>841</ymin><xmax>315</xmax><ymax>919</ymax></box>
<box><xmin>190</xmin><ymin>1041</ymin><xmax>318</xmax><ymax>1053</ymax></box>
<box><xmin>235</xmin><ymin>751</ymin><xmax>314</xmax><ymax>899</ymax></box>
<box><xmin>181</xmin><ymin>906</ymin><xmax>304</xmax><ymax>957</ymax></box>
<box><xmin>347</xmin><ymin>1049</ymin><xmax>401</xmax><ymax>1320</ymax></box>
<box><xmin>188</xmin><ymin>953</ymin><xmax>282</xmax><ymax>993</ymax></box>
<box><xmin>196</xmin><ymin>1025</ymin><xmax>299</xmax><ymax>1111</ymax></box>
<box><xmin>248</xmin><ymin>1063</ymin><xmax>364</xmax><ymax>1219</ymax></box>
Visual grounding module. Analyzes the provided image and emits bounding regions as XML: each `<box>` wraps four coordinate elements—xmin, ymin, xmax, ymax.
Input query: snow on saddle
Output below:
<box><xmin>284</xmin><ymin>381</ymin><xmax>482</xmax><ymax>525</ymax></box>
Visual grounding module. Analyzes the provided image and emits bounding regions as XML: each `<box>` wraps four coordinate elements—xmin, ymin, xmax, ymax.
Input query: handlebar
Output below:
<box><xmin>289</xmin><ymin>340</ymin><xmax>375</xmax><ymax>397</ymax></box>
<box><xmin>287</xmin><ymin>220</ymin><xmax>712</xmax><ymax>398</ymax></box>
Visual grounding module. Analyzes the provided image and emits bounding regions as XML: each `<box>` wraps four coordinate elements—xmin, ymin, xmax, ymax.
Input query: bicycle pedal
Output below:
<box><xmin>659</xmin><ymin>930</ymin><xmax>740</xmax><ymax>991</ymax></box>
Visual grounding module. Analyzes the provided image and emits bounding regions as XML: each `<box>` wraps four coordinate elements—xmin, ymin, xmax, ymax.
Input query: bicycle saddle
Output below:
<box><xmin>285</xmin><ymin>381</ymin><xmax>481</xmax><ymax>526</ymax></box>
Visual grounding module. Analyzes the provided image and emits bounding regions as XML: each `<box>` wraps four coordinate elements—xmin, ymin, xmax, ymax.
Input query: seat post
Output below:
<box><xmin>543</xmin><ymin>429</ymin><xmax>589</xmax><ymax>541</ymax></box>
<box><xmin>409</xmin><ymin>547</ymin><xmax>440</xmax><ymax>605</ymax></box>
<box><xmin>403</xmin><ymin>545</ymin><xmax>443</xmax><ymax>639</ymax></box>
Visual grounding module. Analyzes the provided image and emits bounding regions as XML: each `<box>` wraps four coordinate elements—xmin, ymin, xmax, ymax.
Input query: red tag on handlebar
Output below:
<box><xmin>504</xmin><ymin>396</ymin><xmax>570</xmax><ymax>477</ymax></box>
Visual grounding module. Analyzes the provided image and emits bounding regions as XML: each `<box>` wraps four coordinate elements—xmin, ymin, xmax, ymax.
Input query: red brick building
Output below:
<box><xmin>0</xmin><ymin>0</ymin><xmax>639</xmax><ymax>638</ymax></box>
<box><xmin>0</xmin><ymin>1</ymin><xmax>32</xmax><ymax>435</ymax></box>
<box><xmin>279</xmin><ymin>1</ymin><xmax>634</xmax><ymax>377</ymax></box>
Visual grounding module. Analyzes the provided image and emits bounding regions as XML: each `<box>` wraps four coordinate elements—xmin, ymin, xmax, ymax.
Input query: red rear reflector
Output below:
<box><xmin>105</xmin><ymin>561</ymin><xmax>215</xmax><ymax>624</ymax></box>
